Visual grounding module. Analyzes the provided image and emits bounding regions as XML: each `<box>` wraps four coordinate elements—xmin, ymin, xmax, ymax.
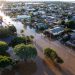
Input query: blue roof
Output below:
<box><xmin>51</xmin><ymin>27</ymin><xmax>64</xmax><ymax>33</ymax></box>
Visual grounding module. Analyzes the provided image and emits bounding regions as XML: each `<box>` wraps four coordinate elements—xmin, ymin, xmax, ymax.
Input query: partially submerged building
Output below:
<box><xmin>44</xmin><ymin>26</ymin><xmax>64</xmax><ymax>38</ymax></box>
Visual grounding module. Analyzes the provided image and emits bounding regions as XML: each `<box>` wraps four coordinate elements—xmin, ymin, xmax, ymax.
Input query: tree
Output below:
<box><xmin>11</xmin><ymin>36</ymin><xmax>33</xmax><ymax>47</ymax></box>
<box><xmin>44</xmin><ymin>48</ymin><xmax>64</xmax><ymax>64</ymax></box>
<box><xmin>0</xmin><ymin>26</ymin><xmax>16</xmax><ymax>38</ymax></box>
<box><xmin>26</xmin><ymin>36</ymin><xmax>33</xmax><ymax>43</ymax></box>
<box><xmin>0</xmin><ymin>56</ymin><xmax>13</xmax><ymax>68</ymax></box>
<box><xmin>68</xmin><ymin>15</ymin><xmax>72</xmax><ymax>19</ymax></box>
<box><xmin>0</xmin><ymin>41</ymin><xmax>8</xmax><ymax>54</ymax></box>
<box><xmin>8</xmin><ymin>25</ymin><xmax>16</xmax><ymax>33</ymax></box>
<box><xmin>11</xmin><ymin>37</ymin><xmax>26</xmax><ymax>47</ymax></box>
<box><xmin>44</xmin><ymin>48</ymin><xmax>57</xmax><ymax>60</ymax></box>
<box><xmin>0</xmin><ymin>28</ymin><xmax>9</xmax><ymax>38</ymax></box>
<box><xmin>64</xmin><ymin>28</ymin><xmax>72</xmax><ymax>34</ymax></box>
<box><xmin>66</xmin><ymin>21</ymin><xmax>75</xmax><ymax>29</ymax></box>
<box><xmin>61</xmin><ymin>20</ymin><xmax>65</xmax><ymax>25</ymax></box>
<box><xmin>14</xmin><ymin>44</ymin><xmax>37</xmax><ymax>61</ymax></box>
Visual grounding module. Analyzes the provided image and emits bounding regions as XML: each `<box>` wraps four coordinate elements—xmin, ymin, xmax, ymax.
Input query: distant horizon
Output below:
<box><xmin>1</xmin><ymin>0</ymin><xmax>75</xmax><ymax>2</ymax></box>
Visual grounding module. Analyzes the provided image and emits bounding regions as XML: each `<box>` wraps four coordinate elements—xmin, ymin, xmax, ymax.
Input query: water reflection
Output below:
<box><xmin>17</xmin><ymin>61</ymin><xmax>37</xmax><ymax>75</ymax></box>
<box><xmin>0</xmin><ymin>10</ymin><xmax>36</xmax><ymax>36</ymax></box>
<box><xmin>2</xmin><ymin>61</ymin><xmax>37</xmax><ymax>75</ymax></box>
<box><xmin>24</xmin><ymin>26</ymin><xmax>36</xmax><ymax>36</ymax></box>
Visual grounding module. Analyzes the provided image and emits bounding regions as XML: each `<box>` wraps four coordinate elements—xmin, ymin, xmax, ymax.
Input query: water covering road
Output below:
<box><xmin>0</xmin><ymin>4</ymin><xmax>75</xmax><ymax>75</ymax></box>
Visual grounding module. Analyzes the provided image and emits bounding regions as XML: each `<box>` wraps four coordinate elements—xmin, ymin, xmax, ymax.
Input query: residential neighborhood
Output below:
<box><xmin>0</xmin><ymin>1</ymin><xmax>75</xmax><ymax>75</ymax></box>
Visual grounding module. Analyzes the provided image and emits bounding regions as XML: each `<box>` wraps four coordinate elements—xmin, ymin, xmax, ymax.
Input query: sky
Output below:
<box><xmin>3</xmin><ymin>0</ymin><xmax>75</xmax><ymax>2</ymax></box>
<box><xmin>2</xmin><ymin>0</ymin><xmax>75</xmax><ymax>2</ymax></box>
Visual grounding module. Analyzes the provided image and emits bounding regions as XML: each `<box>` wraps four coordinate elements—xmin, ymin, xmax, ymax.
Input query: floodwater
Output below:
<box><xmin>0</xmin><ymin>10</ymin><xmax>37</xmax><ymax>37</ymax></box>
<box><xmin>0</xmin><ymin>8</ymin><xmax>57</xmax><ymax>75</ymax></box>
<box><xmin>1</xmin><ymin>4</ymin><xmax>75</xmax><ymax>75</ymax></box>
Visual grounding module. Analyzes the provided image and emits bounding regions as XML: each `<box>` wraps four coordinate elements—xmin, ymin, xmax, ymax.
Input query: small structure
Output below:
<box><xmin>36</xmin><ymin>23</ymin><xmax>48</xmax><ymax>30</ymax></box>
<box><xmin>44</xmin><ymin>27</ymin><xmax>64</xmax><ymax>38</ymax></box>
<box><xmin>17</xmin><ymin>15</ymin><xmax>31</xmax><ymax>21</ymax></box>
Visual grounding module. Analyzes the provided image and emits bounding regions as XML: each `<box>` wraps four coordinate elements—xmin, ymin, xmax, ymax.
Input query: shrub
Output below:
<box><xmin>0</xmin><ymin>28</ymin><xmax>9</xmax><ymax>38</ymax></box>
<box><xmin>66</xmin><ymin>21</ymin><xmax>75</xmax><ymax>29</ymax></box>
<box><xmin>26</xmin><ymin>36</ymin><xmax>33</xmax><ymax>43</ymax></box>
<box><xmin>44</xmin><ymin>48</ymin><xmax>57</xmax><ymax>60</ymax></box>
<box><xmin>44</xmin><ymin>48</ymin><xmax>64</xmax><ymax>64</ymax></box>
<box><xmin>11</xmin><ymin>37</ymin><xmax>26</xmax><ymax>47</ymax></box>
<box><xmin>0</xmin><ymin>26</ymin><xmax>16</xmax><ymax>38</ymax></box>
<box><xmin>0</xmin><ymin>56</ymin><xmax>13</xmax><ymax>68</ymax></box>
<box><xmin>8</xmin><ymin>25</ymin><xmax>16</xmax><ymax>33</ymax></box>
<box><xmin>11</xmin><ymin>36</ymin><xmax>32</xmax><ymax>47</ymax></box>
<box><xmin>0</xmin><ymin>41</ymin><xmax>8</xmax><ymax>54</ymax></box>
<box><xmin>61</xmin><ymin>20</ymin><xmax>65</xmax><ymax>25</ymax></box>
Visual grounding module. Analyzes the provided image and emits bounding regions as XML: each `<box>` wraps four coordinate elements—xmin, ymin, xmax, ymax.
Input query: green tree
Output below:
<box><xmin>66</xmin><ymin>21</ymin><xmax>75</xmax><ymax>29</ymax></box>
<box><xmin>0</xmin><ymin>56</ymin><xmax>13</xmax><ymax>68</ymax></box>
<box><xmin>11</xmin><ymin>36</ymin><xmax>33</xmax><ymax>47</ymax></box>
<box><xmin>61</xmin><ymin>20</ymin><xmax>65</xmax><ymax>25</ymax></box>
<box><xmin>11</xmin><ymin>37</ymin><xmax>26</xmax><ymax>47</ymax></box>
<box><xmin>44</xmin><ymin>48</ymin><xmax>64</xmax><ymax>64</ymax></box>
<box><xmin>0</xmin><ymin>41</ymin><xmax>8</xmax><ymax>54</ymax></box>
<box><xmin>0</xmin><ymin>28</ymin><xmax>9</xmax><ymax>38</ymax></box>
<box><xmin>0</xmin><ymin>26</ymin><xmax>16</xmax><ymax>38</ymax></box>
<box><xmin>26</xmin><ymin>36</ymin><xmax>33</xmax><ymax>43</ymax></box>
<box><xmin>8</xmin><ymin>25</ymin><xmax>16</xmax><ymax>33</ymax></box>
<box><xmin>44</xmin><ymin>48</ymin><xmax>57</xmax><ymax>60</ymax></box>
<box><xmin>14</xmin><ymin>44</ymin><xmax>37</xmax><ymax>61</ymax></box>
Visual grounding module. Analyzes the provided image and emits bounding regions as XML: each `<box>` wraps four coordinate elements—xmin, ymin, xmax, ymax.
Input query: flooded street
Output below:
<box><xmin>0</xmin><ymin>5</ymin><xmax>75</xmax><ymax>75</ymax></box>
<box><xmin>1</xmin><ymin>8</ymin><xmax>59</xmax><ymax>75</ymax></box>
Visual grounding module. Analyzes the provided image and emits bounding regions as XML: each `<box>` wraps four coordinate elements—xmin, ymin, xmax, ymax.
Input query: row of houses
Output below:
<box><xmin>2</xmin><ymin>2</ymin><xmax>75</xmax><ymax>48</ymax></box>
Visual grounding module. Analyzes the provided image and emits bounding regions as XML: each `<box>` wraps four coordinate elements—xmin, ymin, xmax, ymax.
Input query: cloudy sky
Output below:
<box><xmin>5</xmin><ymin>0</ymin><xmax>75</xmax><ymax>2</ymax></box>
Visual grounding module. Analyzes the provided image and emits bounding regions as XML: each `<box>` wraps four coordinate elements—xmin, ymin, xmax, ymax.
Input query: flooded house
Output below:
<box><xmin>44</xmin><ymin>26</ymin><xmax>64</xmax><ymax>38</ymax></box>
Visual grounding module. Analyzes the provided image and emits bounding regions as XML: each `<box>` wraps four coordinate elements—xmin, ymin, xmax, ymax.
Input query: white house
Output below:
<box><xmin>16</xmin><ymin>15</ymin><xmax>31</xmax><ymax>20</ymax></box>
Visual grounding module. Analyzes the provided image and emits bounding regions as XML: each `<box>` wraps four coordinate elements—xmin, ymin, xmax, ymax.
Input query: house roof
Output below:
<box><xmin>46</xmin><ymin>27</ymin><xmax>64</xmax><ymax>36</ymax></box>
<box><xmin>17</xmin><ymin>15</ymin><xmax>31</xmax><ymax>19</ymax></box>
